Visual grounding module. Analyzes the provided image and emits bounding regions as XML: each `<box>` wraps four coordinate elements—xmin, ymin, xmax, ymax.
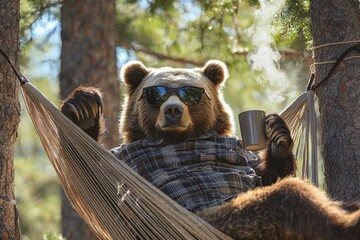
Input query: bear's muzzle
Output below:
<box><xmin>164</xmin><ymin>103</ymin><xmax>184</xmax><ymax>125</ymax></box>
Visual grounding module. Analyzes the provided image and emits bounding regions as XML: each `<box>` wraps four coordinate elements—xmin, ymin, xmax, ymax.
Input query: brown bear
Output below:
<box><xmin>61</xmin><ymin>60</ymin><xmax>360</xmax><ymax>240</ymax></box>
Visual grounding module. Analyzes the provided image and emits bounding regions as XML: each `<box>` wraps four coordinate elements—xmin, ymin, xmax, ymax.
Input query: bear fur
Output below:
<box><xmin>61</xmin><ymin>60</ymin><xmax>360</xmax><ymax>240</ymax></box>
<box><xmin>119</xmin><ymin>60</ymin><xmax>234</xmax><ymax>145</ymax></box>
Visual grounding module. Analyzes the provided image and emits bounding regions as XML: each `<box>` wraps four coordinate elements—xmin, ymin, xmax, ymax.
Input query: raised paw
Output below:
<box><xmin>265</xmin><ymin>114</ymin><xmax>293</xmax><ymax>158</ymax></box>
<box><xmin>61</xmin><ymin>86</ymin><xmax>103</xmax><ymax>131</ymax></box>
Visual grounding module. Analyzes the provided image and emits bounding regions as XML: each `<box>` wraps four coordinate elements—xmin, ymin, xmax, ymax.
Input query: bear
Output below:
<box><xmin>60</xmin><ymin>60</ymin><xmax>360</xmax><ymax>240</ymax></box>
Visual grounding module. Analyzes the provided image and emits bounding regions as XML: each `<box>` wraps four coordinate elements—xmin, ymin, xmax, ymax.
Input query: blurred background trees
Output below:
<box><xmin>59</xmin><ymin>0</ymin><xmax>119</xmax><ymax>239</ymax></box>
<box><xmin>10</xmin><ymin>0</ymin><xmax>358</xmax><ymax>239</ymax></box>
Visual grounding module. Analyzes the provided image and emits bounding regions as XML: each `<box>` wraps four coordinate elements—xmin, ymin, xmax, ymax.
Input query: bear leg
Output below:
<box><xmin>197</xmin><ymin>178</ymin><xmax>360</xmax><ymax>240</ymax></box>
<box><xmin>256</xmin><ymin>114</ymin><xmax>296</xmax><ymax>185</ymax></box>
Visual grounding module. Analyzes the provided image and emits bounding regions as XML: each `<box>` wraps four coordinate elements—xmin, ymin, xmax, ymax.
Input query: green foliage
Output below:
<box><xmin>16</xmin><ymin>155</ymin><xmax>60</xmax><ymax>239</ymax></box>
<box><xmin>116</xmin><ymin>0</ymin><xmax>254</xmax><ymax>63</ymax></box>
<box><xmin>42</xmin><ymin>231</ymin><xmax>65</xmax><ymax>240</ymax></box>
<box><xmin>20</xmin><ymin>0</ymin><xmax>61</xmax><ymax>47</ymax></box>
<box><xmin>275</xmin><ymin>0</ymin><xmax>311</xmax><ymax>48</ymax></box>
<box><xmin>246</xmin><ymin>0</ymin><xmax>311</xmax><ymax>48</ymax></box>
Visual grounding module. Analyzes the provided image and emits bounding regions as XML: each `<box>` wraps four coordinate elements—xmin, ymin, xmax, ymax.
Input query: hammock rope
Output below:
<box><xmin>1</xmin><ymin>44</ymin><xmax>358</xmax><ymax>239</ymax></box>
<box><xmin>310</xmin><ymin>43</ymin><xmax>360</xmax><ymax>90</ymax></box>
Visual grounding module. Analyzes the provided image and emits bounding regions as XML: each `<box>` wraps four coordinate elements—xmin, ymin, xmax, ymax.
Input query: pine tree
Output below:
<box><xmin>0</xmin><ymin>0</ymin><xmax>21</xmax><ymax>239</ymax></box>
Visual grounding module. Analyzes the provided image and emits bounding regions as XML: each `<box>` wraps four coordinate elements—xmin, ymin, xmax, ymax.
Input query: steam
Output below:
<box><xmin>246</xmin><ymin>0</ymin><xmax>290</xmax><ymax>102</ymax></box>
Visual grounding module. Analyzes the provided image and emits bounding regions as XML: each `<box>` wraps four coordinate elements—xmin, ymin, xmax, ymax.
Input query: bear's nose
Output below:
<box><xmin>164</xmin><ymin>104</ymin><xmax>183</xmax><ymax>124</ymax></box>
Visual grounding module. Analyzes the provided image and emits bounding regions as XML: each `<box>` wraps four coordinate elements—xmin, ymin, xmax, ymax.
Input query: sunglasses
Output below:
<box><xmin>140</xmin><ymin>86</ymin><xmax>210</xmax><ymax>106</ymax></box>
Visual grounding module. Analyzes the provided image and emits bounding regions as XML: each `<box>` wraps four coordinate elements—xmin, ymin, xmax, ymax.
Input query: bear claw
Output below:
<box><xmin>61</xmin><ymin>87</ymin><xmax>103</xmax><ymax>131</ymax></box>
<box><xmin>265</xmin><ymin>114</ymin><xmax>293</xmax><ymax>157</ymax></box>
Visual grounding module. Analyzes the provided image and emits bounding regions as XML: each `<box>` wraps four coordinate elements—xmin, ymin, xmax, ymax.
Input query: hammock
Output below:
<box><xmin>1</xmin><ymin>49</ymin><xmax>318</xmax><ymax>240</ymax></box>
<box><xmin>280</xmin><ymin>89</ymin><xmax>318</xmax><ymax>186</ymax></box>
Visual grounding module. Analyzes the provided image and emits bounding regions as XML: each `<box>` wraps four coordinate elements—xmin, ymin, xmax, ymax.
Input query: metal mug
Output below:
<box><xmin>238</xmin><ymin>110</ymin><xmax>266</xmax><ymax>151</ymax></box>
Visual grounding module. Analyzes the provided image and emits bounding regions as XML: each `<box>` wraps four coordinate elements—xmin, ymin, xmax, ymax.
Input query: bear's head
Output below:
<box><xmin>119</xmin><ymin>60</ymin><xmax>234</xmax><ymax>144</ymax></box>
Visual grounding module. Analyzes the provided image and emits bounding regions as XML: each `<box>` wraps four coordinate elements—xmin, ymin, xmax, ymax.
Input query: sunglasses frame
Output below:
<box><xmin>139</xmin><ymin>85</ymin><xmax>211</xmax><ymax>106</ymax></box>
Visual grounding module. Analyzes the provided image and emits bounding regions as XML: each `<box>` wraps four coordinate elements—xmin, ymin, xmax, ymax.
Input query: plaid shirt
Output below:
<box><xmin>111</xmin><ymin>132</ymin><xmax>261</xmax><ymax>212</ymax></box>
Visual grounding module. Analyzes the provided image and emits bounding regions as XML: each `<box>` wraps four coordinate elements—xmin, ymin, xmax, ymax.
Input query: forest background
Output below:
<box><xmin>15</xmin><ymin>0</ymin><xmax>314</xmax><ymax>239</ymax></box>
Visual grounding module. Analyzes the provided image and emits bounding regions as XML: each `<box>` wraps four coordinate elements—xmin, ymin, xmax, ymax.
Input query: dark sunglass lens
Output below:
<box><xmin>144</xmin><ymin>86</ymin><xmax>168</xmax><ymax>105</ymax></box>
<box><xmin>178</xmin><ymin>87</ymin><xmax>204</xmax><ymax>106</ymax></box>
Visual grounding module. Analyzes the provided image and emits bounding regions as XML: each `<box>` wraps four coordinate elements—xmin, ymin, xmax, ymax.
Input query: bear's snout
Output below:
<box><xmin>156</xmin><ymin>96</ymin><xmax>191</xmax><ymax>131</ymax></box>
<box><xmin>164</xmin><ymin>104</ymin><xmax>183</xmax><ymax>124</ymax></box>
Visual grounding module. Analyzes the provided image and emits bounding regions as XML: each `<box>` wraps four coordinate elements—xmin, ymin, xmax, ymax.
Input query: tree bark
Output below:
<box><xmin>0</xmin><ymin>0</ymin><xmax>21</xmax><ymax>239</ymax></box>
<box><xmin>59</xmin><ymin>0</ymin><xmax>119</xmax><ymax>239</ymax></box>
<box><xmin>310</xmin><ymin>0</ymin><xmax>360</xmax><ymax>201</ymax></box>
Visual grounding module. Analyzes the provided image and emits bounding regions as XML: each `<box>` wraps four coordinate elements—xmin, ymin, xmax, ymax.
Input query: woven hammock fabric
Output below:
<box><xmin>21</xmin><ymin>82</ymin><xmax>232</xmax><ymax>240</ymax></box>
<box><xmin>280</xmin><ymin>91</ymin><xmax>318</xmax><ymax>186</ymax></box>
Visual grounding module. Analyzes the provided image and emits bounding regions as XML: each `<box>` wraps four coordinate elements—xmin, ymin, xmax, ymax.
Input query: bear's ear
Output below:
<box><xmin>202</xmin><ymin>60</ymin><xmax>229</xmax><ymax>87</ymax></box>
<box><xmin>121</xmin><ymin>61</ymin><xmax>150</xmax><ymax>93</ymax></box>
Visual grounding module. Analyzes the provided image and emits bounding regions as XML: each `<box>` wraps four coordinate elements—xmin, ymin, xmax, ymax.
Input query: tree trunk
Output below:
<box><xmin>0</xmin><ymin>0</ymin><xmax>21</xmax><ymax>239</ymax></box>
<box><xmin>59</xmin><ymin>0</ymin><xmax>119</xmax><ymax>239</ymax></box>
<box><xmin>310</xmin><ymin>0</ymin><xmax>360</xmax><ymax>201</ymax></box>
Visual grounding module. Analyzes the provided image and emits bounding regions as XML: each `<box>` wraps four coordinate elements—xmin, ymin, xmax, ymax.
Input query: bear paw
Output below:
<box><xmin>265</xmin><ymin>114</ymin><xmax>293</xmax><ymax>159</ymax></box>
<box><xmin>61</xmin><ymin>87</ymin><xmax>103</xmax><ymax>131</ymax></box>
